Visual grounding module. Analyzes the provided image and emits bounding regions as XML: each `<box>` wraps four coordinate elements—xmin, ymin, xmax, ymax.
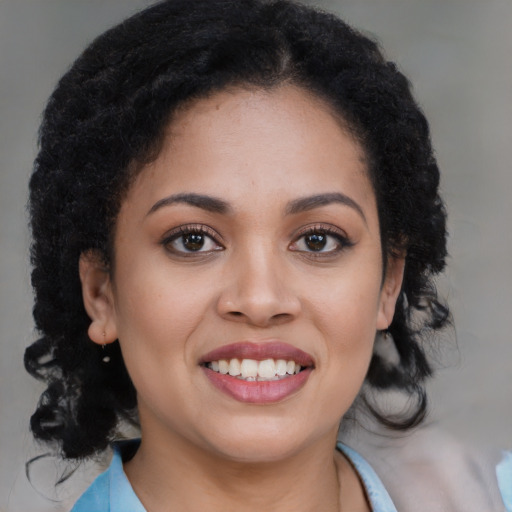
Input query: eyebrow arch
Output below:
<box><xmin>285</xmin><ymin>192</ymin><xmax>367</xmax><ymax>223</ymax></box>
<box><xmin>146</xmin><ymin>193</ymin><xmax>231</xmax><ymax>216</ymax></box>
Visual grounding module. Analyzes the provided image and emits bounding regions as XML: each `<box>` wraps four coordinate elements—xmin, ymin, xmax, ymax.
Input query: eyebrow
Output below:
<box><xmin>147</xmin><ymin>193</ymin><xmax>231</xmax><ymax>216</ymax></box>
<box><xmin>147</xmin><ymin>191</ymin><xmax>366</xmax><ymax>223</ymax></box>
<box><xmin>285</xmin><ymin>192</ymin><xmax>367</xmax><ymax>223</ymax></box>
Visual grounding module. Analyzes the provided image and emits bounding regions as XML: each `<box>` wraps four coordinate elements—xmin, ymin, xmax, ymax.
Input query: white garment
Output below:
<box><xmin>341</xmin><ymin>423</ymin><xmax>507</xmax><ymax>511</ymax></box>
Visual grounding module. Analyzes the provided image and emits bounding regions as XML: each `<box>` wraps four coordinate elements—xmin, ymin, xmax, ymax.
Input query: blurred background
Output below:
<box><xmin>1</xmin><ymin>0</ymin><xmax>510</xmax><ymax>510</ymax></box>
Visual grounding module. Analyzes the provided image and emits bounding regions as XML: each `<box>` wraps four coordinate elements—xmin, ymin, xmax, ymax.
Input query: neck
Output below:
<box><xmin>124</xmin><ymin>429</ymin><xmax>343</xmax><ymax>512</ymax></box>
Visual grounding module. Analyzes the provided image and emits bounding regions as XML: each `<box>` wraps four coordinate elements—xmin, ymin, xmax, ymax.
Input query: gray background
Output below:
<box><xmin>1</xmin><ymin>0</ymin><xmax>511</xmax><ymax>510</ymax></box>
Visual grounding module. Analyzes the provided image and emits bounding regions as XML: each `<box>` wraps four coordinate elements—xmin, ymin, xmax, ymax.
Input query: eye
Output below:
<box><xmin>289</xmin><ymin>226</ymin><xmax>351</xmax><ymax>254</ymax></box>
<box><xmin>162</xmin><ymin>225</ymin><xmax>223</xmax><ymax>255</ymax></box>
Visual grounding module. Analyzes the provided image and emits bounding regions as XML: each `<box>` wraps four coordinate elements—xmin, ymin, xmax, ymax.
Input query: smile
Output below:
<box><xmin>206</xmin><ymin>358</ymin><xmax>302</xmax><ymax>381</ymax></box>
<box><xmin>200</xmin><ymin>341</ymin><xmax>314</xmax><ymax>403</ymax></box>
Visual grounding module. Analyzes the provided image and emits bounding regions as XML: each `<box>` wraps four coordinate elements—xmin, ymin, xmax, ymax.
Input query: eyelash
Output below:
<box><xmin>290</xmin><ymin>225</ymin><xmax>353</xmax><ymax>256</ymax></box>
<box><xmin>160</xmin><ymin>224</ymin><xmax>353</xmax><ymax>257</ymax></box>
<box><xmin>161</xmin><ymin>224</ymin><xmax>224</xmax><ymax>255</ymax></box>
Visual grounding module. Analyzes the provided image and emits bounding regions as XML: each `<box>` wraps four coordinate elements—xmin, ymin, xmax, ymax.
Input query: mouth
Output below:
<box><xmin>203</xmin><ymin>357</ymin><xmax>304</xmax><ymax>381</ymax></box>
<box><xmin>199</xmin><ymin>342</ymin><xmax>314</xmax><ymax>403</ymax></box>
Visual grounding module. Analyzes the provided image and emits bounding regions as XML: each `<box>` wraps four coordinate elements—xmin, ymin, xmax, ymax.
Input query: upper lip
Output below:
<box><xmin>199</xmin><ymin>341</ymin><xmax>314</xmax><ymax>367</ymax></box>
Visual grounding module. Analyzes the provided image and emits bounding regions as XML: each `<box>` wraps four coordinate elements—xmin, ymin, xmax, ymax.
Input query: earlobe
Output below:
<box><xmin>376</xmin><ymin>255</ymin><xmax>406</xmax><ymax>330</ymax></box>
<box><xmin>79</xmin><ymin>250</ymin><xmax>117</xmax><ymax>345</ymax></box>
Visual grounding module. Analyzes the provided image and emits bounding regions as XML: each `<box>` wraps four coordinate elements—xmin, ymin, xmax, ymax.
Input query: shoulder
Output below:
<box><xmin>71</xmin><ymin>470</ymin><xmax>110</xmax><ymax>512</ymax></box>
<box><xmin>71</xmin><ymin>440</ymin><xmax>144</xmax><ymax>512</ymax></box>
<box><xmin>342</xmin><ymin>424</ymin><xmax>506</xmax><ymax>512</ymax></box>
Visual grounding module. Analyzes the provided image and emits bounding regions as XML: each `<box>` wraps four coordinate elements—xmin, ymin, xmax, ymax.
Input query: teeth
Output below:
<box><xmin>228</xmin><ymin>359</ymin><xmax>241</xmax><ymax>376</ymax></box>
<box><xmin>240</xmin><ymin>359</ymin><xmax>258</xmax><ymax>378</ymax></box>
<box><xmin>218</xmin><ymin>360</ymin><xmax>229</xmax><ymax>374</ymax></box>
<box><xmin>258</xmin><ymin>359</ymin><xmax>276</xmax><ymax>380</ymax></box>
<box><xmin>208</xmin><ymin>358</ymin><xmax>304</xmax><ymax>380</ymax></box>
<box><xmin>276</xmin><ymin>359</ymin><xmax>287</xmax><ymax>376</ymax></box>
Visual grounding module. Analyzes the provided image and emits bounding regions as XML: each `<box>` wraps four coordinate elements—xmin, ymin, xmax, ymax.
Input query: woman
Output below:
<box><xmin>24</xmin><ymin>0</ymin><xmax>510</xmax><ymax>510</ymax></box>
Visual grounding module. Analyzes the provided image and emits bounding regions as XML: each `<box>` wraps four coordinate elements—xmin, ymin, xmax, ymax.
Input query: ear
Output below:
<box><xmin>79</xmin><ymin>250</ymin><xmax>117</xmax><ymax>345</ymax></box>
<box><xmin>376</xmin><ymin>255</ymin><xmax>406</xmax><ymax>330</ymax></box>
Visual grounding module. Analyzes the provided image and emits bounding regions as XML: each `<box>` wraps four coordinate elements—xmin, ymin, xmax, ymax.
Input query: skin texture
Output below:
<box><xmin>79</xmin><ymin>85</ymin><xmax>404</xmax><ymax>512</ymax></box>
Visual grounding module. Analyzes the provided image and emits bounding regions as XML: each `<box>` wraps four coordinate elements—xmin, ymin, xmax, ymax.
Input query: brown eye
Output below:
<box><xmin>289</xmin><ymin>227</ymin><xmax>350</xmax><ymax>255</ymax></box>
<box><xmin>182</xmin><ymin>233</ymin><xmax>206</xmax><ymax>251</ymax></box>
<box><xmin>163</xmin><ymin>227</ymin><xmax>223</xmax><ymax>255</ymax></box>
<box><xmin>304</xmin><ymin>233</ymin><xmax>327</xmax><ymax>251</ymax></box>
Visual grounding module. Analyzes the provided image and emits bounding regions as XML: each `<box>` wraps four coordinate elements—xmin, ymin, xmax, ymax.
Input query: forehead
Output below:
<box><xmin>122</xmin><ymin>85</ymin><xmax>375</xmax><ymax>219</ymax></box>
<box><xmin>169</xmin><ymin>84</ymin><xmax>366</xmax><ymax>162</ymax></box>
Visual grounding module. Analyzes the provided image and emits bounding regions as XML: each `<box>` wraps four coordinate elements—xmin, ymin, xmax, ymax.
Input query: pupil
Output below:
<box><xmin>306</xmin><ymin>233</ymin><xmax>326</xmax><ymax>251</ymax></box>
<box><xmin>183</xmin><ymin>233</ymin><xmax>204</xmax><ymax>251</ymax></box>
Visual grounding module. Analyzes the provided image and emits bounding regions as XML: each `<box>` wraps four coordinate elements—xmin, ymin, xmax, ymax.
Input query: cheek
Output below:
<box><xmin>304</xmin><ymin>263</ymin><xmax>382</xmax><ymax>404</ymax></box>
<box><xmin>308</xmin><ymin>263</ymin><xmax>383</xmax><ymax>346</ymax></box>
<box><xmin>111</xmin><ymin>253</ymin><xmax>214</xmax><ymax>363</ymax></box>
<box><xmin>110</xmin><ymin>269</ymin><xmax>209</xmax><ymax>418</ymax></box>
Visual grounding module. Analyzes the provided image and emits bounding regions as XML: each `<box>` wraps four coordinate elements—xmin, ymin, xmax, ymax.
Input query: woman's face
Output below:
<box><xmin>82</xmin><ymin>85</ymin><xmax>403</xmax><ymax>462</ymax></box>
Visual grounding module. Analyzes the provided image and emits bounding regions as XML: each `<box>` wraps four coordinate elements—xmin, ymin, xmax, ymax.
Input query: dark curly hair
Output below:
<box><xmin>25</xmin><ymin>0</ymin><xmax>449</xmax><ymax>459</ymax></box>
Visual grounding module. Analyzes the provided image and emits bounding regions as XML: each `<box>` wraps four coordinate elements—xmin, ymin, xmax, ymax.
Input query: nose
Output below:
<box><xmin>216</xmin><ymin>246</ymin><xmax>301</xmax><ymax>328</ymax></box>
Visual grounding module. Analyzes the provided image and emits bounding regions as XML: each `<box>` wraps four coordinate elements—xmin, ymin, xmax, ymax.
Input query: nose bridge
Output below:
<box><xmin>217</xmin><ymin>238</ymin><xmax>299</xmax><ymax>326</ymax></box>
<box><xmin>240</xmin><ymin>241</ymin><xmax>280</xmax><ymax>298</ymax></box>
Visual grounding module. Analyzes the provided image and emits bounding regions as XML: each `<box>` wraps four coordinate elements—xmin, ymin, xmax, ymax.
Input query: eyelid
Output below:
<box><xmin>292</xmin><ymin>223</ymin><xmax>350</xmax><ymax>242</ymax></box>
<box><xmin>160</xmin><ymin>223</ymin><xmax>224</xmax><ymax>252</ymax></box>
<box><xmin>289</xmin><ymin>223</ymin><xmax>354</xmax><ymax>253</ymax></box>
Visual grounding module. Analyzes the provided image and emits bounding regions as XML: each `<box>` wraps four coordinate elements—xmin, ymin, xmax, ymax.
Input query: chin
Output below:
<box><xmin>201</xmin><ymin>416</ymin><xmax>328</xmax><ymax>464</ymax></box>
<box><xmin>215</xmin><ymin>440</ymin><xmax>301</xmax><ymax>464</ymax></box>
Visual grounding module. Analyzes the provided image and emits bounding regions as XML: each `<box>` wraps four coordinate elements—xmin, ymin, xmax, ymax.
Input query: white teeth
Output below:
<box><xmin>208</xmin><ymin>358</ymin><xmax>304</xmax><ymax>380</ymax></box>
<box><xmin>275</xmin><ymin>359</ymin><xmax>287</xmax><ymax>376</ymax></box>
<box><xmin>258</xmin><ymin>359</ymin><xmax>276</xmax><ymax>380</ymax></box>
<box><xmin>218</xmin><ymin>359</ymin><xmax>229</xmax><ymax>374</ymax></box>
<box><xmin>228</xmin><ymin>359</ymin><xmax>241</xmax><ymax>376</ymax></box>
<box><xmin>240</xmin><ymin>359</ymin><xmax>258</xmax><ymax>378</ymax></box>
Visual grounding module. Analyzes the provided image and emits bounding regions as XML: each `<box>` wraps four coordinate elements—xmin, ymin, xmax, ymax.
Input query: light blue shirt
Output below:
<box><xmin>71</xmin><ymin>441</ymin><xmax>512</xmax><ymax>511</ymax></box>
<box><xmin>497</xmin><ymin>451</ymin><xmax>512</xmax><ymax>512</ymax></box>
<box><xmin>71</xmin><ymin>440</ymin><xmax>398</xmax><ymax>511</ymax></box>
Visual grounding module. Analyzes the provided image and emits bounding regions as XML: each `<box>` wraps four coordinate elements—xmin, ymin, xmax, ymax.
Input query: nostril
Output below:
<box><xmin>271</xmin><ymin>313</ymin><xmax>293</xmax><ymax>324</ymax></box>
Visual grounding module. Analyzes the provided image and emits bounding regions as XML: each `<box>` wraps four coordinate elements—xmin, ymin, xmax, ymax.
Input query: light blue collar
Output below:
<box><xmin>108</xmin><ymin>441</ymin><xmax>146</xmax><ymax>512</ymax></box>
<box><xmin>337</xmin><ymin>443</ymin><xmax>397</xmax><ymax>512</ymax></box>
<box><xmin>73</xmin><ymin>439</ymin><xmax>397</xmax><ymax>512</ymax></box>
<box><xmin>496</xmin><ymin>451</ymin><xmax>512</xmax><ymax>511</ymax></box>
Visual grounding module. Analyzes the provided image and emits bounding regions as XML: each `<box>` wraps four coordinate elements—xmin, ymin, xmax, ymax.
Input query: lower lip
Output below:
<box><xmin>202</xmin><ymin>367</ymin><xmax>313</xmax><ymax>403</ymax></box>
